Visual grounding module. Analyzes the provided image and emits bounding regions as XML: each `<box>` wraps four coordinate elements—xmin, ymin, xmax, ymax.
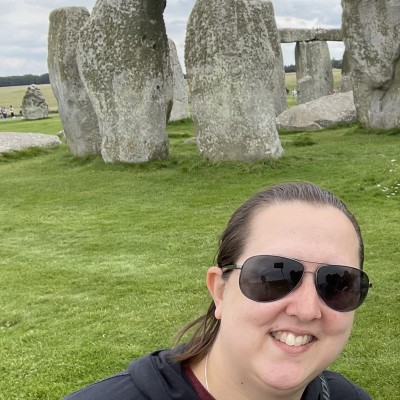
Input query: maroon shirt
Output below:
<box><xmin>184</xmin><ymin>366</ymin><xmax>216</xmax><ymax>400</ymax></box>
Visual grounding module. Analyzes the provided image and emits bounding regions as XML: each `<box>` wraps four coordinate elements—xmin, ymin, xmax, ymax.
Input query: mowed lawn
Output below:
<box><xmin>0</xmin><ymin>114</ymin><xmax>399</xmax><ymax>398</ymax></box>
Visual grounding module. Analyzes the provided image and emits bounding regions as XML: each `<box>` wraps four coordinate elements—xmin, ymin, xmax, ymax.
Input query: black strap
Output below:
<box><xmin>319</xmin><ymin>373</ymin><xmax>331</xmax><ymax>400</ymax></box>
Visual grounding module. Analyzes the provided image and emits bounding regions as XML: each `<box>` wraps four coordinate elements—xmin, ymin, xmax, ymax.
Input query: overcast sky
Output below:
<box><xmin>0</xmin><ymin>0</ymin><xmax>344</xmax><ymax>77</ymax></box>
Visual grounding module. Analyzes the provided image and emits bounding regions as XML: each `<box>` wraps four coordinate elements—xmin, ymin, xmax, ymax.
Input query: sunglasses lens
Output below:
<box><xmin>316</xmin><ymin>265</ymin><xmax>370</xmax><ymax>312</ymax></box>
<box><xmin>239</xmin><ymin>256</ymin><xmax>304</xmax><ymax>302</ymax></box>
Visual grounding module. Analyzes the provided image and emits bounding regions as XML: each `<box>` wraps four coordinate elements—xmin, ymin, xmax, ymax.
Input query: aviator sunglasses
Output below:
<box><xmin>222</xmin><ymin>255</ymin><xmax>372</xmax><ymax>312</ymax></box>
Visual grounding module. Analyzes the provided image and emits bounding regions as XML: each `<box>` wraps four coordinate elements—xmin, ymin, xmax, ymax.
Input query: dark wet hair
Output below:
<box><xmin>173</xmin><ymin>182</ymin><xmax>364</xmax><ymax>365</ymax></box>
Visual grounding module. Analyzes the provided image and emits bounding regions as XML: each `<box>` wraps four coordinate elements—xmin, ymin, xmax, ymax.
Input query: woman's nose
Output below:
<box><xmin>284</xmin><ymin>272</ymin><xmax>323</xmax><ymax>321</ymax></box>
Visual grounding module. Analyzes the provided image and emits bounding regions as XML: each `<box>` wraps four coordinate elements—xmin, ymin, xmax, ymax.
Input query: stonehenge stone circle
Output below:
<box><xmin>168</xmin><ymin>39</ymin><xmax>190</xmax><ymax>122</ymax></box>
<box><xmin>76</xmin><ymin>0</ymin><xmax>171</xmax><ymax>163</ymax></box>
<box><xmin>295</xmin><ymin>41</ymin><xmax>334</xmax><ymax>104</ymax></box>
<box><xmin>342</xmin><ymin>0</ymin><xmax>400</xmax><ymax>129</ymax></box>
<box><xmin>21</xmin><ymin>85</ymin><xmax>49</xmax><ymax>120</ymax></box>
<box><xmin>185</xmin><ymin>0</ymin><xmax>284</xmax><ymax>162</ymax></box>
<box><xmin>48</xmin><ymin>7</ymin><xmax>101</xmax><ymax>157</ymax></box>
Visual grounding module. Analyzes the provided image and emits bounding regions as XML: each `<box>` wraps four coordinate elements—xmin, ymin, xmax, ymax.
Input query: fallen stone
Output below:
<box><xmin>276</xmin><ymin>91</ymin><xmax>356</xmax><ymax>131</ymax></box>
<box><xmin>0</xmin><ymin>132</ymin><xmax>61</xmax><ymax>153</ymax></box>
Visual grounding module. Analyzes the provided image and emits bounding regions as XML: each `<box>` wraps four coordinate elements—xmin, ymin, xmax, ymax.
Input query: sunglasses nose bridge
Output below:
<box><xmin>285</xmin><ymin>269</ymin><xmax>323</xmax><ymax>320</ymax></box>
<box><xmin>298</xmin><ymin>270</ymin><xmax>318</xmax><ymax>291</ymax></box>
<box><xmin>302</xmin><ymin>270</ymin><xmax>317</xmax><ymax>278</ymax></box>
<box><xmin>295</xmin><ymin>268</ymin><xmax>323</xmax><ymax>299</ymax></box>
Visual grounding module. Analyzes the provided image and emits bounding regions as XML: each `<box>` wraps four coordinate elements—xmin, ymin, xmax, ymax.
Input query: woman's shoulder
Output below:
<box><xmin>62</xmin><ymin>371</ymin><xmax>139</xmax><ymax>400</ymax></box>
<box><xmin>62</xmin><ymin>347</ymin><xmax>197</xmax><ymax>400</ymax></box>
<box><xmin>323</xmin><ymin>370</ymin><xmax>372</xmax><ymax>400</ymax></box>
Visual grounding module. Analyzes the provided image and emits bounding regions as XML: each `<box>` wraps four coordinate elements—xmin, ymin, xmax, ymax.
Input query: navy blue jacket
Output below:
<box><xmin>63</xmin><ymin>347</ymin><xmax>371</xmax><ymax>399</ymax></box>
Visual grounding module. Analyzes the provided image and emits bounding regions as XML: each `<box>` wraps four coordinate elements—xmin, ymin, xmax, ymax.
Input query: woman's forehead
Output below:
<box><xmin>243</xmin><ymin>202</ymin><xmax>360</xmax><ymax>265</ymax></box>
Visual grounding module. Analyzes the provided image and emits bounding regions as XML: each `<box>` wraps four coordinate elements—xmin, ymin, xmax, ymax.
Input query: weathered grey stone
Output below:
<box><xmin>279</xmin><ymin>28</ymin><xmax>342</xmax><ymax>43</ymax></box>
<box><xmin>295</xmin><ymin>41</ymin><xmax>334</xmax><ymax>104</ymax></box>
<box><xmin>314</xmin><ymin>28</ymin><xmax>342</xmax><ymax>42</ymax></box>
<box><xmin>21</xmin><ymin>85</ymin><xmax>49</xmax><ymax>120</ymax></box>
<box><xmin>340</xmin><ymin>50</ymin><xmax>353</xmax><ymax>92</ymax></box>
<box><xmin>341</xmin><ymin>50</ymin><xmax>352</xmax><ymax>76</ymax></box>
<box><xmin>76</xmin><ymin>0</ymin><xmax>171</xmax><ymax>163</ymax></box>
<box><xmin>48</xmin><ymin>7</ymin><xmax>101</xmax><ymax>157</ymax></box>
<box><xmin>185</xmin><ymin>0</ymin><xmax>284</xmax><ymax>162</ymax></box>
<box><xmin>168</xmin><ymin>39</ymin><xmax>190</xmax><ymax>122</ymax></box>
<box><xmin>0</xmin><ymin>132</ymin><xmax>61</xmax><ymax>154</ymax></box>
<box><xmin>340</xmin><ymin>76</ymin><xmax>353</xmax><ymax>93</ymax></box>
<box><xmin>270</xmin><ymin>25</ymin><xmax>288</xmax><ymax>117</ymax></box>
<box><xmin>276</xmin><ymin>91</ymin><xmax>356</xmax><ymax>131</ymax></box>
<box><xmin>342</xmin><ymin>0</ymin><xmax>400</xmax><ymax>129</ymax></box>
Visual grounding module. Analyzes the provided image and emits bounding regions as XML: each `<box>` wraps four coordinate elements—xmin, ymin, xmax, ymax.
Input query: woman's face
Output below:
<box><xmin>208</xmin><ymin>201</ymin><xmax>360</xmax><ymax>398</ymax></box>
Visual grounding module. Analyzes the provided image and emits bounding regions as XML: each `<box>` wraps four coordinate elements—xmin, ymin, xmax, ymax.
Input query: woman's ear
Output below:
<box><xmin>206</xmin><ymin>266</ymin><xmax>226</xmax><ymax>320</ymax></box>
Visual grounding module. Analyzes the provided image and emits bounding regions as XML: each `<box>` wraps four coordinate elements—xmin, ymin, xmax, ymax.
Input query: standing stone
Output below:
<box><xmin>295</xmin><ymin>41</ymin><xmax>334</xmax><ymax>104</ymax></box>
<box><xmin>168</xmin><ymin>39</ymin><xmax>190</xmax><ymax>122</ymax></box>
<box><xmin>340</xmin><ymin>50</ymin><xmax>353</xmax><ymax>93</ymax></box>
<box><xmin>270</xmin><ymin>29</ymin><xmax>288</xmax><ymax>117</ymax></box>
<box><xmin>185</xmin><ymin>0</ymin><xmax>284</xmax><ymax>162</ymax></box>
<box><xmin>76</xmin><ymin>0</ymin><xmax>171</xmax><ymax>163</ymax></box>
<box><xmin>342</xmin><ymin>0</ymin><xmax>400</xmax><ymax>129</ymax></box>
<box><xmin>48</xmin><ymin>7</ymin><xmax>101</xmax><ymax>156</ymax></box>
<box><xmin>21</xmin><ymin>85</ymin><xmax>49</xmax><ymax>120</ymax></box>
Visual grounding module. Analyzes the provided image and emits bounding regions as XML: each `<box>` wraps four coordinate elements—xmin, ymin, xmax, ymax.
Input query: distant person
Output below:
<box><xmin>10</xmin><ymin>105</ymin><xmax>15</xmax><ymax>118</ymax></box>
<box><xmin>1</xmin><ymin>106</ymin><xmax>7</xmax><ymax>119</ymax></box>
<box><xmin>63</xmin><ymin>182</ymin><xmax>372</xmax><ymax>400</ymax></box>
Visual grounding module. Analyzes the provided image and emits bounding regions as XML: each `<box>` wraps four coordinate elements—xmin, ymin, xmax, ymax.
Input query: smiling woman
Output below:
<box><xmin>63</xmin><ymin>182</ymin><xmax>372</xmax><ymax>400</ymax></box>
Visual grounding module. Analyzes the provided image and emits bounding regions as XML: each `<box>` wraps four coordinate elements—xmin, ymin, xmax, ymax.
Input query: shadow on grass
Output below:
<box><xmin>0</xmin><ymin>146</ymin><xmax>57</xmax><ymax>162</ymax></box>
<box><xmin>284</xmin><ymin>135</ymin><xmax>317</xmax><ymax>147</ymax></box>
<box><xmin>345</xmin><ymin>124</ymin><xmax>400</xmax><ymax>136</ymax></box>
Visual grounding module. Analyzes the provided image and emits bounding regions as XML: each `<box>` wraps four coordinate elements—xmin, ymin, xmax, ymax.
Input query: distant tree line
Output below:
<box><xmin>284</xmin><ymin>59</ymin><xmax>342</xmax><ymax>73</ymax></box>
<box><xmin>0</xmin><ymin>73</ymin><xmax>50</xmax><ymax>87</ymax></box>
<box><xmin>331</xmin><ymin>59</ymin><xmax>342</xmax><ymax>69</ymax></box>
<box><xmin>284</xmin><ymin>65</ymin><xmax>296</xmax><ymax>73</ymax></box>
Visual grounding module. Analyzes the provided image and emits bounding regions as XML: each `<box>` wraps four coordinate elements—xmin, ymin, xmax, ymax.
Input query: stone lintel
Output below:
<box><xmin>279</xmin><ymin>28</ymin><xmax>342</xmax><ymax>43</ymax></box>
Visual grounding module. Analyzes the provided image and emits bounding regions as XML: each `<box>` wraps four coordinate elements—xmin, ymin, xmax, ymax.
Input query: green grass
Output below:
<box><xmin>0</xmin><ymin>116</ymin><xmax>399</xmax><ymax>399</ymax></box>
<box><xmin>0</xmin><ymin>113</ymin><xmax>62</xmax><ymax>135</ymax></box>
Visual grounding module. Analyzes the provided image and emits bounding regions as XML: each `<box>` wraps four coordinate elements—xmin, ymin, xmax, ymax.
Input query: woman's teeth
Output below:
<box><xmin>271</xmin><ymin>331</ymin><xmax>313</xmax><ymax>347</ymax></box>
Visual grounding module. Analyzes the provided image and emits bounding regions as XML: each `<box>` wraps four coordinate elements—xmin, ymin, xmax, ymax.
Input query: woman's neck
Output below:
<box><xmin>190</xmin><ymin>355</ymin><xmax>305</xmax><ymax>400</ymax></box>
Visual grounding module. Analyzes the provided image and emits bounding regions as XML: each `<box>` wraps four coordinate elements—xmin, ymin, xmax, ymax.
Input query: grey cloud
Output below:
<box><xmin>0</xmin><ymin>0</ymin><xmax>343</xmax><ymax>76</ymax></box>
